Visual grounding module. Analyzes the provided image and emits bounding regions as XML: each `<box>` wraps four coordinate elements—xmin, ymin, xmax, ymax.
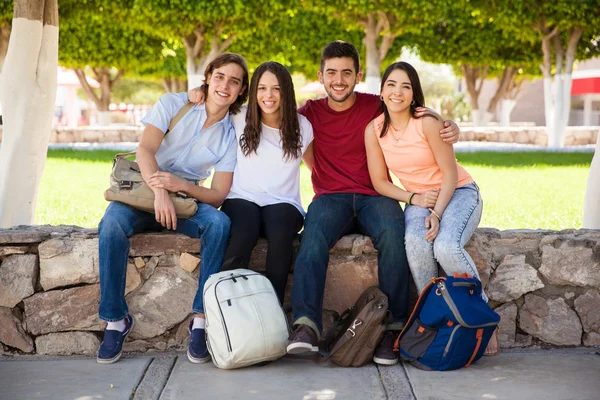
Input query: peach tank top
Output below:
<box><xmin>373</xmin><ymin>114</ymin><xmax>473</xmax><ymax>193</ymax></box>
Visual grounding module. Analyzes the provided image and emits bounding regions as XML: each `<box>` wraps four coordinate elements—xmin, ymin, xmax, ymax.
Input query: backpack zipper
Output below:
<box><xmin>443</xmin><ymin>324</ymin><xmax>461</xmax><ymax>357</ymax></box>
<box><xmin>438</xmin><ymin>281</ymin><xmax>498</xmax><ymax>328</ymax></box>
<box><xmin>212</xmin><ymin>272</ymin><xmax>263</xmax><ymax>353</ymax></box>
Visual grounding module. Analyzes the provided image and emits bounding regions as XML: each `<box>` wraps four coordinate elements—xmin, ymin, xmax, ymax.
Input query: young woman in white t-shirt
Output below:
<box><xmin>219</xmin><ymin>61</ymin><xmax>314</xmax><ymax>303</ymax></box>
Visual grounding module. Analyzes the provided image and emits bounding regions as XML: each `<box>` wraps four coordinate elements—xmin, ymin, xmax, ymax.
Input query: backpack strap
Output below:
<box><xmin>166</xmin><ymin>101</ymin><xmax>195</xmax><ymax>134</ymax></box>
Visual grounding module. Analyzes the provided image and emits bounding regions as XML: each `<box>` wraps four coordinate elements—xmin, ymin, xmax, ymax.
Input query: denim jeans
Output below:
<box><xmin>291</xmin><ymin>193</ymin><xmax>410</xmax><ymax>336</ymax></box>
<box><xmin>98</xmin><ymin>201</ymin><xmax>231</xmax><ymax>322</ymax></box>
<box><xmin>404</xmin><ymin>183</ymin><xmax>487</xmax><ymax>301</ymax></box>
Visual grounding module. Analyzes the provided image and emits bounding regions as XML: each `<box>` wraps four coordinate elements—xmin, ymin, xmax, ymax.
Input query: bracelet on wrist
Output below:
<box><xmin>407</xmin><ymin>192</ymin><xmax>416</xmax><ymax>205</ymax></box>
<box><xmin>428</xmin><ymin>208</ymin><xmax>441</xmax><ymax>221</ymax></box>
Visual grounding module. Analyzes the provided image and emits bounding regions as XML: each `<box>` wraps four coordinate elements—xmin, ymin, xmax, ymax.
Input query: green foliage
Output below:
<box><xmin>412</xmin><ymin>0</ymin><xmax>541</xmax><ymax>74</ymax></box>
<box><xmin>230</xmin><ymin>9</ymin><xmax>365</xmax><ymax>77</ymax></box>
<box><xmin>0</xmin><ymin>0</ymin><xmax>12</xmax><ymax>26</ymax></box>
<box><xmin>59</xmin><ymin>2</ymin><xmax>164</xmax><ymax>72</ymax></box>
<box><xmin>111</xmin><ymin>78</ymin><xmax>164</xmax><ymax>104</ymax></box>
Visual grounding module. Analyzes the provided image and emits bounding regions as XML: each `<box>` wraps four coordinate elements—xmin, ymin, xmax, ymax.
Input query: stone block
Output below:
<box><xmin>574</xmin><ymin>290</ymin><xmax>600</xmax><ymax>333</ymax></box>
<box><xmin>0</xmin><ymin>228</ymin><xmax>51</xmax><ymax>244</ymax></box>
<box><xmin>134</xmin><ymin>257</ymin><xmax>146</xmax><ymax>270</ymax></box>
<box><xmin>494</xmin><ymin>302</ymin><xmax>517</xmax><ymax>348</ymax></box>
<box><xmin>141</xmin><ymin>256</ymin><xmax>159</xmax><ymax>280</ymax></box>
<box><xmin>38</xmin><ymin>238</ymin><xmax>99</xmax><ymax>290</ymax></box>
<box><xmin>519</xmin><ymin>294</ymin><xmax>582</xmax><ymax>346</ymax></box>
<box><xmin>179</xmin><ymin>253</ymin><xmax>200</xmax><ymax>273</ymax></box>
<box><xmin>487</xmin><ymin>255</ymin><xmax>544</xmax><ymax>302</ymax></box>
<box><xmin>127</xmin><ymin>267</ymin><xmax>197</xmax><ymax>339</ymax></box>
<box><xmin>539</xmin><ymin>235</ymin><xmax>600</xmax><ymax>288</ymax></box>
<box><xmin>0</xmin><ymin>307</ymin><xmax>34</xmax><ymax>353</ymax></box>
<box><xmin>0</xmin><ymin>246</ymin><xmax>28</xmax><ymax>257</ymax></box>
<box><xmin>0</xmin><ymin>254</ymin><xmax>38</xmax><ymax>308</ymax></box>
<box><xmin>35</xmin><ymin>332</ymin><xmax>100</xmax><ymax>355</ymax></box>
<box><xmin>323</xmin><ymin>255</ymin><xmax>378</xmax><ymax>313</ymax></box>
<box><xmin>583</xmin><ymin>332</ymin><xmax>600</xmax><ymax>347</ymax></box>
<box><xmin>24</xmin><ymin>284</ymin><xmax>104</xmax><ymax>335</ymax></box>
<box><xmin>129</xmin><ymin>233</ymin><xmax>200</xmax><ymax>256</ymax></box>
<box><xmin>125</xmin><ymin>263</ymin><xmax>142</xmax><ymax>295</ymax></box>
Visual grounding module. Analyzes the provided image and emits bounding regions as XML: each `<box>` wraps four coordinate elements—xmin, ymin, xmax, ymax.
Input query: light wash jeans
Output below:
<box><xmin>98</xmin><ymin>201</ymin><xmax>231</xmax><ymax>322</ymax></box>
<box><xmin>404</xmin><ymin>183</ymin><xmax>487</xmax><ymax>302</ymax></box>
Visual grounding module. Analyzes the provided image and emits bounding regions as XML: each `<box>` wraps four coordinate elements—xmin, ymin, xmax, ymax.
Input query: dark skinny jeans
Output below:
<box><xmin>220</xmin><ymin>198</ymin><xmax>303</xmax><ymax>304</ymax></box>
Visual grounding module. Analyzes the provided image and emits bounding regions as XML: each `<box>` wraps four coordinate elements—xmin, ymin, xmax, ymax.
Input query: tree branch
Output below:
<box><xmin>564</xmin><ymin>27</ymin><xmax>583</xmax><ymax>74</ymax></box>
<box><xmin>74</xmin><ymin>68</ymin><xmax>101</xmax><ymax>107</ymax></box>
<box><xmin>379</xmin><ymin>34</ymin><xmax>396</xmax><ymax>62</ymax></box>
<box><xmin>110</xmin><ymin>68</ymin><xmax>124</xmax><ymax>88</ymax></box>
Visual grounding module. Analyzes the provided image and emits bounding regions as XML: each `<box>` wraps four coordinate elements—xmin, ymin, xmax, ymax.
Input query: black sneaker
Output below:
<box><xmin>286</xmin><ymin>324</ymin><xmax>319</xmax><ymax>354</ymax></box>
<box><xmin>97</xmin><ymin>315</ymin><xmax>134</xmax><ymax>364</ymax></box>
<box><xmin>373</xmin><ymin>330</ymin><xmax>400</xmax><ymax>365</ymax></box>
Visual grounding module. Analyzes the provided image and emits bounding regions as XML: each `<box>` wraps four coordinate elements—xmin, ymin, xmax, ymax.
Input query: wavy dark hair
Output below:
<box><xmin>201</xmin><ymin>53</ymin><xmax>249</xmax><ymax>115</ymax></box>
<box><xmin>241</xmin><ymin>61</ymin><xmax>302</xmax><ymax>161</ymax></box>
<box><xmin>379</xmin><ymin>61</ymin><xmax>438</xmax><ymax>138</ymax></box>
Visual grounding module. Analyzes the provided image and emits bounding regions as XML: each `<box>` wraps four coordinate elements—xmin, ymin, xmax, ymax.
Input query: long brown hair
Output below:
<box><xmin>201</xmin><ymin>53</ymin><xmax>249</xmax><ymax>115</ymax></box>
<box><xmin>379</xmin><ymin>61</ymin><xmax>438</xmax><ymax>138</ymax></box>
<box><xmin>241</xmin><ymin>61</ymin><xmax>302</xmax><ymax>161</ymax></box>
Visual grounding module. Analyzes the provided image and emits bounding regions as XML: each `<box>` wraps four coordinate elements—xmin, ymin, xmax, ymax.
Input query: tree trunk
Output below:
<box><xmin>462</xmin><ymin>64</ymin><xmax>488</xmax><ymax>126</ymax></box>
<box><xmin>183</xmin><ymin>24</ymin><xmax>234</xmax><ymax>90</ymax></box>
<box><xmin>0</xmin><ymin>0</ymin><xmax>59</xmax><ymax>227</ymax></box>
<box><xmin>487</xmin><ymin>67</ymin><xmax>518</xmax><ymax>115</ymax></box>
<box><xmin>499</xmin><ymin>99</ymin><xmax>516</xmax><ymax>127</ymax></box>
<box><xmin>0</xmin><ymin>24</ymin><xmax>10</xmax><ymax>72</ymax></box>
<box><xmin>74</xmin><ymin>67</ymin><xmax>122</xmax><ymax>125</ymax></box>
<box><xmin>583</xmin><ymin>134</ymin><xmax>600</xmax><ymax>228</ymax></box>
<box><xmin>539</xmin><ymin>23</ymin><xmax>557</xmax><ymax>146</ymax></box>
<box><xmin>362</xmin><ymin>12</ymin><xmax>396</xmax><ymax>94</ymax></box>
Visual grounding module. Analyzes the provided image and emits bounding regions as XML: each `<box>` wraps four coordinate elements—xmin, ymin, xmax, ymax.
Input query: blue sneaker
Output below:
<box><xmin>97</xmin><ymin>315</ymin><xmax>134</xmax><ymax>364</ymax></box>
<box><xmin>187</xmin><ymin>320</ymin><xmax>210</xmax><ymax>364</ymax></box>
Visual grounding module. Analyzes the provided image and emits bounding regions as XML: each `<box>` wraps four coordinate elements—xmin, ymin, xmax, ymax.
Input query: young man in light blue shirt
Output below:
<box><xmin>96</xmin><ymin>53</ymin><xmax>248</xmax><ymax>365</ymax></box>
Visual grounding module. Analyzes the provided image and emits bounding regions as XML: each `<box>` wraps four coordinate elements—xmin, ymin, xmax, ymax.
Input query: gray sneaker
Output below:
<box><xmin>286</xmin><ymin>324</ymin><xmax>319</xmax><ymax>354</ymax></box>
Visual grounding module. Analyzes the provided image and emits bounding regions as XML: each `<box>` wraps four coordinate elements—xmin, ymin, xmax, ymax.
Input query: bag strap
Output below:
<box><xmin>112</xmin><ymin>102</ymin><xmax>195</xmax><ymax>161</ymax></box>
<box><xmin>166</xmin><ymin>101</ymin><xmax>195</xmax><ymax>134</ymax></box>
<box><xmin>321</xmin><ymin>317</ymin><xmax>363</xmax><ymax>362</ymax></box>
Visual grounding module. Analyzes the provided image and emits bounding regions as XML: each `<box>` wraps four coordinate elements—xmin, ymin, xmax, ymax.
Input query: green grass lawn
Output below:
<box><xmin>37</xmin><ymin>150</ymin><xmax>593</xmax><ymax>230</ymax></box>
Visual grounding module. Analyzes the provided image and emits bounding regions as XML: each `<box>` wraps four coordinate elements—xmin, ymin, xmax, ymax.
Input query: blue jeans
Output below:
<box><xmin>291</xmin><ymin>193</ymin><xmax>410</xmax><ymax>336</ymax></box>
<box><xmin>98</xmin><ymin>201</ymin><xmax>230</xmax><ymax>322</ymax></box>
<box><xmin>404</xmin><ymin>183</ymin><xmax>486</xmax><ymax>301</ymax></box>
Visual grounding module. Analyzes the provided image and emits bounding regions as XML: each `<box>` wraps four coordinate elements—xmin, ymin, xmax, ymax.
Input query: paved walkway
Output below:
<box><xmin>1</xmin><ymin>348</ymin><xmax>598</xmax><ymax>399</ymax></box>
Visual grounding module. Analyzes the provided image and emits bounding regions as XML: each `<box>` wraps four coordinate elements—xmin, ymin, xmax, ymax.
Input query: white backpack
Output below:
<box><xmin>203</xmin><ymin>269</ymin><xmax>289</xmax><ymax>369</ymax></box>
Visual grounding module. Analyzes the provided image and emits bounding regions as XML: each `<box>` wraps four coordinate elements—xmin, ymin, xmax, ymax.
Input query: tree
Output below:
<box><xmin>230</xmin><ymin>8</ymin><xmax>365</xmax><ymax>78</ymax></box>
<box><xmin>0</xmin><ymin>0</ymin><xmax>12</xmax><ymax>71</ymax></box>
<box><xmin>412</xmin><ymin>2</ymin><xmax>541</xmax><ymax>125</ymax></box>
<box><xmin>0</xmin><ymin>0</ymin><xmax>58</xmax><ymax>227</ymax></box>
<box><xmin>133</xmin><ymin>0</ymin><xmax>282</xmax><ymax>89</ymax></box>
<box><xmin>487</xmin><ymin>1</ymin><xmax>600</xmax><ymax>146</ymax></box>
<box><xmin>59</xmin><ymin>3</ymin><xmax>164</xmax><ymax>124</ymax></box>
<box><xmin>303</xmin><ymin>0</ymin><xmax>439</xmax><ymax>93</ymax></box>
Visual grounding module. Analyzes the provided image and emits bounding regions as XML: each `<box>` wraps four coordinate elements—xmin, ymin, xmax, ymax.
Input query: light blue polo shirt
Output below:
<box><xmin>141</xmin><ymin>92</ymin><xmax>237</xmax><ymax>182</ymax></box>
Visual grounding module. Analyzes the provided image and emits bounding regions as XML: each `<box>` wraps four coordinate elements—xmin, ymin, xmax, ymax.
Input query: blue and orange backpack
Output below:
<box><xmin>394</xmin><ymin>273</ymin><xmax>500</xmax><ymax>371</ymax></box>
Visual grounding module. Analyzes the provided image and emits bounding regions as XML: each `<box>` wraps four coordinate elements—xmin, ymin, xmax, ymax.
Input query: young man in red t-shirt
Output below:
<box><xmin>286</xmin><ymin>41</ymin><xmax>459</xmax><ymax>365</ymax></box>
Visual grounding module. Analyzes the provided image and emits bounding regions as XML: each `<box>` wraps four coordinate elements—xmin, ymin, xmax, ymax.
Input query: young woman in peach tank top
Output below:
<box><xmin>364</xmin><ymin>61</ymin><xmax>499</xmax><ymax>356</ymax></box>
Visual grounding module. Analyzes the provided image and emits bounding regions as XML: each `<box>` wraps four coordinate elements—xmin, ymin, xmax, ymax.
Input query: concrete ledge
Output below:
<box><xmin>0</xmin><ymin>225</ymin><xmax>599</xmax><ymax>355</ymax></box>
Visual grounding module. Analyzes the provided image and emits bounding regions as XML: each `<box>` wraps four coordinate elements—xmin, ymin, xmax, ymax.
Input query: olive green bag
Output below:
<box><xmin>104</xmin><ymin>102</ymin><xmax>203</xmax><ymax>218</ymax></box>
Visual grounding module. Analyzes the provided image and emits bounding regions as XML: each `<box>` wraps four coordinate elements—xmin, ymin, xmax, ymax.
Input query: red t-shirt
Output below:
<box><xmin>298</xmin><ymin>92</ymin><xmax>382</xmax><ymax>199</ymax></box>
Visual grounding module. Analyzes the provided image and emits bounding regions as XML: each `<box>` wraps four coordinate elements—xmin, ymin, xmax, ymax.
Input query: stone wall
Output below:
<box><xmin>0</xmin><ymin>225</ymin><xmax>599</xmax><ymax>356</ymax></box>
<box><xmin>1</xmin><ymin>126</ymin><xmax>598</xmax><ymax>146</ymax></box>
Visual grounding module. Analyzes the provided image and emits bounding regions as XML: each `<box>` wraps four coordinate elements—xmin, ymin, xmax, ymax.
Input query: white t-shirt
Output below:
<box><xmin>227</xmin><ymin>108</ymin><xmax>314</xmax><ymax>215</ymax></box>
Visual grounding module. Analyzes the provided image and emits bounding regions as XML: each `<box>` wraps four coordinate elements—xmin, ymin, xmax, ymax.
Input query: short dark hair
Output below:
<box><xmin>202</xmin><ymin>53</ymin><xmax>249</xmax><ymax>115</ymax></box>
<box><xmin>320</xmin><ymin>40</ymin><xmax>360</xmax><ymax>73</ymax></box>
